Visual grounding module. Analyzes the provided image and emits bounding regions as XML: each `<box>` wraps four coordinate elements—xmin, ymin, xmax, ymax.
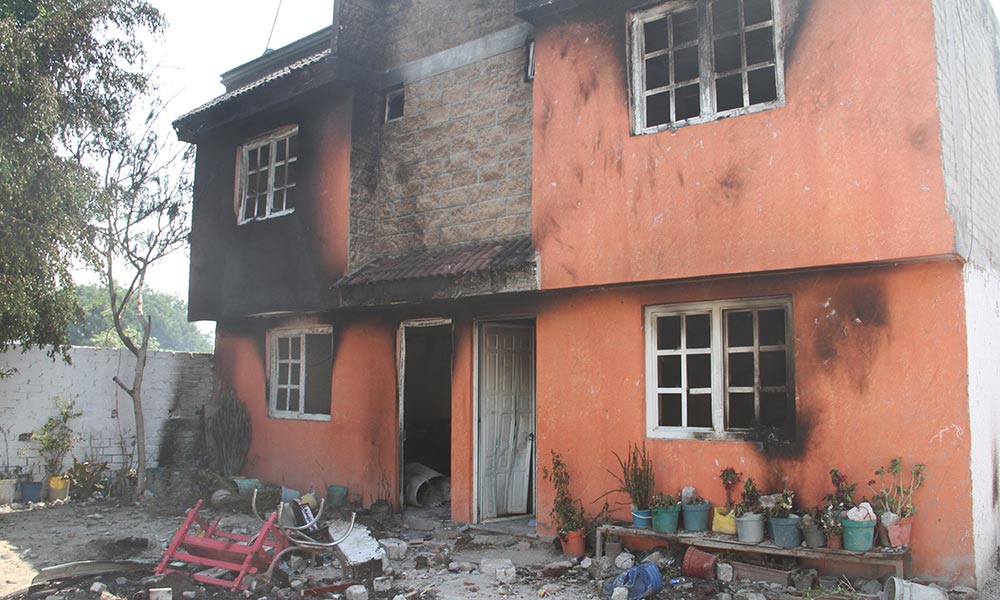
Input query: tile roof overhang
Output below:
<box><xmin>333</xmin><ymin>237</ymin><xmax>538</xmax><ymax>307</ymax></box>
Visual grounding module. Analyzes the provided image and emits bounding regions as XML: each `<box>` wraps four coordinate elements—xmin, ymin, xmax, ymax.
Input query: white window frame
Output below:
<box><xmin>268</xmin><ymin>326</ymin><xmax>332</xmax><ymax>421</ymax></box>
<box><xmin>629</xmin><ymin>0</ymin><xmax>785</xmax><ymax>135</ymax></box>
<box><xmin>644</xmin><ymin>297</ymin><xmax>793</xmax><ymax>441</ymax></box>
<box><xmin>238</xmin><ymin>125</ymin><xmax>299</xmax><ymax>224</ymax></box>
<box><xmin>385</xmin><ymin>88</ymin><xmax>405</xmax><ymax>123</ymax></box>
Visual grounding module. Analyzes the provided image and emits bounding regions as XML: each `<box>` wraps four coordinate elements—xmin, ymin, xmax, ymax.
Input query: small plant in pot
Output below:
<box><xmin>0</xmin><ymin>425</ymin><xmax>19</xmax><ymax>505</ymax></box>
<box><xmin>543</xmin><ymin>450</ymin><xmax>588</xmax><ymax>557</ymax></box>
<box><xmin>868</xmin><ymin>457</ymin><xmax>925</xmax><ymax>548</ymax></box>
<box><xmin>734</xmin><ymin>477</ymin><xmax>765</xmax><ymax>543</ymax></box>
<box><xmin>32</xmin><ymin>399</ymin><xmax>81</xmax><ymax>502</ymax></box>
<box><xmin>798</xmin><ymin>508</ymin><xmax>826</xmax><ymax>548</ymax></box>
<box><xmin>820</xmin><ymin>504</ymin><xmax>844</xmax><ymax>549</ymax></box>
<box><xmin>712</xmin><ymin>467</ymin><xmax>741</xmax><ymax>535</ymax></box>
<box><xmin>764</xmin><ymin>489</ymin><xmax>802</xmax><ymax>548</ymax></box>
<box><xmin>601</xmin><ymin>441</ymin><xmax>654</xmax><ymax>528</ymax></box>
<box><xmin>823</xmin><ymin>468</ymin><xmax>857</xmax><ymax>512</ymax></box>
<box><xmin>650</xmin><ymin>492</ymin><xmax>681</xmax><ymax>534</ymax></box>
<box><xmin>680</xmin><ymin>494</ymin><xmax>712</xmax><ymax>532</ymax></box>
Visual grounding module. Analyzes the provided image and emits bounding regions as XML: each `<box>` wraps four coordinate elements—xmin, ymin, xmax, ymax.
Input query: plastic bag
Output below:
<box><xmin>602</xmin><ymin>563</ymin><xmax>664</xmax><ymax>600</ymax></box>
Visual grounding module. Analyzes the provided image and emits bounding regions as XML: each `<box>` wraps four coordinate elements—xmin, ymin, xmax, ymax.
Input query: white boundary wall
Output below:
<box><xmin>0</xmin><ymin>346</ymin><xmax>214</xmax><ymax>476</ymax></box>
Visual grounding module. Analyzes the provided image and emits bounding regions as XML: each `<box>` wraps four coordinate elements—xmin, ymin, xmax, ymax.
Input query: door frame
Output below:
<box><xmin>472</xmin><ymin>315</ymin><xmax>537</xmax><ymax>523</ymax></box>
<box><xmin>397</xmin><ymin>318</ymin><xmax>453</xmax><ymax>510</ymax></box>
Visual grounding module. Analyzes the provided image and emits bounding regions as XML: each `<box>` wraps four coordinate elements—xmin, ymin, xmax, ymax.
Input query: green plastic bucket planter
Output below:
<box><xmin>681</xmin><ymin>502</ymin><xmax>711</xmax><ymax>532</ymax></box>
<box><xmin>232</xmin><ymin>477</ymin><xmax>262</xmax><ymax>496</ymax></box>
<box><xmin>842</xmin><ymin>519</ymin><xmax>876</xmax><ymax>551</ymax></box>
<box><xmin>652</xmin><ymin>505</ymin><xmax>681</xmax><ymax>533</ymax></box>
<box><xmin>769</xmin><ymin>516</ymin><xmax>803</xmax><ymax>548</ymax></box>
<box><xmin>327</xmin><ymin>485</ymin><xmax>349</xmax><ymax>507</ymax></box>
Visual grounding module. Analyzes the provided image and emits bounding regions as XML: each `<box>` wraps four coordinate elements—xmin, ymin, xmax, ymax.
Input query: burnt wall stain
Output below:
<box><xmin>781</xmin><ymin>0</ymin><xmax>814</xmax><ymax>69</ymax></box>
<box><xmin>910</xmin><ymin>123</ymin><xmax>931</xmax><ymax>148</ymax></box>
<box><xmin>813</xmin><ymin>280</ymin><xmax>890</xmax><ymax>392</ymax></box>
<box><xmin>676</xmin><ymin>169</ymin><xmax>685</xmax><ymax>188</ymax></box>
<box><xmin>580</xmin><ymin>69</ymin><xmax>600</xmax><ymax>104</ymax></box>
<box><xmin>751</xmin><ymin>403</ymin><xmax>812</xmax><ymax>462</ymax></box>
<box><xmin>717</xmin><ymin>164</ymin><xmax>744</xmax><ymax>204</ymax></box>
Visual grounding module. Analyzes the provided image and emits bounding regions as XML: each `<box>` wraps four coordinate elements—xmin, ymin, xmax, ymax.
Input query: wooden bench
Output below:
<box><xmin>596</xmin><ymin>524</ymin><xmax>912</xmax><ymax>578</ymax></box>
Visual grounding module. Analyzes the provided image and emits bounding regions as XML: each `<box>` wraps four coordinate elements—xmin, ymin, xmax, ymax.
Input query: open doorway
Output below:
<box><xmin>399</xmin><ymin>320</ymin><xmax>453</xmax><ymax>514</ymax></box>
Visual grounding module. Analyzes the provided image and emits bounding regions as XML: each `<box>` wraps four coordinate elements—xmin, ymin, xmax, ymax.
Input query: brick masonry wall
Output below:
<box><xmin>349</xmin><ymin>47</ymin><xmax>533</xmax><ymax>267</ymax></box>
<box><xmin>0</xmin><ymin>346</ymin><xmax>215</xmax><ymax>477</ymax></box>
<box><xmin>934</xmin><ymin>0</ymin><xmax>1000</xmax><ymax>269</ymax></box>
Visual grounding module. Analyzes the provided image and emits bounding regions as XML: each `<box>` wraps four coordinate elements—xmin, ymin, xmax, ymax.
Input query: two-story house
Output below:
<box><xmin>174</xmin><ymin>0</ymin><xmax>1000</xmax><ymax>585</ymax></box>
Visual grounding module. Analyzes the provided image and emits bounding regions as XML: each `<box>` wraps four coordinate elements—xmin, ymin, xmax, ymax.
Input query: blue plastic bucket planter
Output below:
<box><xmin>842</xmin><ymin>519</ymin><xmax>876</xmax><ymax>551</ymax></box>
<box><xmin>681</xmin><ymin>502</ymin><xmax>712</xmax><ymax>532</ymax></box>
<box><xmin>20</xmin><ymin>481</ymin><xmax>42</xmax><ymax>503</ymax></box>
<box><xmin>632</xmin><ymin>507</ymin><xmax>653</xmax><ymax>528</ymax></box>
<box><xmin>652</xmin><ymin>505</ymin><xmax>681</xmax><ymax>533</ymax></box>
<box><xmin>770</xmin><ymin>516</ymin><xmax>803</xmax><ymax>548</ymax></box>
<box><xmin>327</xmin><ymin>485</ymin><xmax>349</xmax><ymax>506</ymax></box>
<box><xmin>602</xmin><ymin>563</ymin><xmax>664</xmax><ymax>600</ymax></box>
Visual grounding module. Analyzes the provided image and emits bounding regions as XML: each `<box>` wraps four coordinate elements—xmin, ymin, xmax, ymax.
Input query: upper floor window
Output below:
<box><xmin>645</xmin><ymin>297</ymin><xmax>793</xmax><ymax>440</ymax></box>
<box><xmin>239</xmin><ymin>125</ymin><xmax>298</xmax><ymax>224</ymax></box>
<box><xmin>268</xmin><ymin>326</ymin><xmax>333</xmax><ymax>421</ymax></box>
<box><xmin>630</xmin><ymin>0</ymin><xmax>784</xmax><ymax>134</ymax></box>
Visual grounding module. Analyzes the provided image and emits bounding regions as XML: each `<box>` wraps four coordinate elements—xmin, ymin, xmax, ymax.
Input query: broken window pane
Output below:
<box><xmin>745</xmin><ymin>27</ymin><xmax>774</xmax><ymax>66</ymax></box>
<box><xmin>759</xmin><ymin>308</ymin><xmax>786</xmax><ymax>345</ymax></box>
<box><xmin>285</xmin><ymin>162</ymin><xmax>297</xmax><ymax>187</ymax></box>
<box><xmin>714</xmin><ymin>34</ymin><xmax>742</xmax><ymax>73</ymax></box>
<box><xmin>711</xmin><ymin>0</ymin><xmax>740</xmax><ymax>35</ymax></box>
<box><xmin>660</xmin><ymin>393</ymin><xmax>682</xmax><ymax>426</ymax></box>
<box><xmin>728</xmin><ymin>392</ymin><xmax>755</xmax><ymax>428</ymax></box>
<box><xmin>644</xmin><ymin>17</ymin><xmax>670</xmax><ymax>53</ymax></box>
<box><xmin>248</xmin><ymin>149</ymin><xmax>259</xmax><ymax>172</ymax></box>
<box><xmin>259</xmin><ymin>143</ymin><xmax>270</xmax><ymax>167</ymax></box>
<box><xmin>688</xmin><ymin>394</ymin><xmax>713</xmax><ymax>427</ymax></box>
<box><xmin>686</xmin><ymin>314</ymin><xmax>711</xmax><ymax>348</ymax></box>
<box><xmin>687</xmin><ymin>354</ymin><xmax>711</xmax><ymax>389</ymax></box>
<box><xmin>672</xmin><ymin>8</ymin><xmax>699</xmax><ymax>45</ymax></box>
<box><xmin>288</xmin><ymin>134</ymin><xmax>299</xmax><ymax>160</ymax></box>
<box><xmin>278</xmin><ymin>337</ymin><xmax>289</xmax><ymax>360</ymax></box>
<box><xmin>674</xmin><ymin>46</ymin><xmax>700</xmax><ymax>82</ymax></box>
<box><xmin>759</xmin><ymin>350</ymin><xmax>786</xmax><ymax>386</ymax></box>
<box><xmin>646</xmin><ymin>91</ymin><xmax>673</xmax><ymax>128</ymax></box>
<box><xmin>760</xmin><ymin>391</ymin><xmax>787</xmax><ymax>427</ymax></box>
<box><xmin>716</xmin><ymin>73</ymin><xmax>744</xmax><ymax>111</ymax></box>
<box><xmin>646</xmin><ymin>54</ymin><xmax>671</xmax><ymax>90</ymax></box>
<box><xmin>657</xmin><ymin>315</ymin><xmax>682</xmax><ymax>350</ymax></box>
<box><xmin>255</xmin><ymin>194</ymin><xmax>267</xmax><ymax>219</ymax></box>
<box><xmin>744</xmin><ymin>0</ymin><xmax>772</xmax><ymax>25</ymax></box>
<box><xmin>658</xmin><ymin>355</ymin><xmax>682</xmax><ymax>388</ymax></box>
<box><xmin>243</xmin><ymin>198</ymin><xmax>256</xmax><ymax>221</ymax></box>
<box><xmin>728</xmin><ymin>352</ymin><xmax>754</xmax><ymax>387</ymax></box>
<box><xmin>386</xmin><ymin>90</ymin><xmax>405</xmax><ymax>121</ymax></box>
<box><xmin>272</xmin><ymin>189</ymin><xmax>285</xmax><ymax>212</ymax></box>
<box><xmin>274</xmin><ymin>164</ymin><xmax>286</xmax><ymax>188</ymax></box>
<box><xmin>727</xmin><ymin>311</ymin><xmax>753</xmax><ymax>347</ymax></box>
<box><xmin>675</xmin><ymin>84</ymin><xmax>701</xmax><ymax>120</ymax></box>
<box><xmin>748</xmin><ymin>65</ymin><xmax>777</xmax><ymax>104</ymax></box>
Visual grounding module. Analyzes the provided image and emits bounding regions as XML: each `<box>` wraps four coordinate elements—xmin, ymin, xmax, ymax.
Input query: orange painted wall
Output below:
<box><xmin>533</xmin><ymin>261</ymin><xmax>974</xmax><ymax>581</ymax></box>
<box><xmin>530</xmin><ymin>0</ymin><xmax>955</xmax><ymax>290</ymax></box>
<box><xmin>214</xmin><ymin>314</ymin><xmax>399</xmax><ymax>504</ymax></box>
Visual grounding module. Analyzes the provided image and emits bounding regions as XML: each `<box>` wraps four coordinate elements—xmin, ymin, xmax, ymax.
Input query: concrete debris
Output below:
<box><xmin>181</xmin><ymin>592</ymin><xmax>197</xmax><ymax>599</ymax></box>
<box><xmin>613</xmin><ymin>551</ymin><xmax>634</xmax><ymax>570</ymax></box>
<box><xmin>479</xmin><ymin>557</ymin><xmax>517</xmax><ymax>584</ymax></box>
<box><xmin>541</xmin><ymin>560</ymin><xmax>573</xmax><ymax>577</ymax></box>
<box><xmin>611</xmin><ymin>586</ymin><xmax>629</xmax><ymax>600</ymax></box>
<box><xmin>379</xmin><ymin>538</ymin><xmax>408</xmax><ymax>560</ymax></box>
<box><xmin>858</xmin><ymin>579</ymin><xmax>883</xmax><ymax>595</ymax></box>
<box><xmin>516</xmin><ymin>541</ymin><xmax>531</xmax><ymax>551</ymax></box>
<box><xmin>89</xmin><ymin>582</ymin><xmax>108</xmax><ymax>594</ymax></box>
<box><xmin>148</xmin><ymin>588</ymin><xmax>172</xmax><ymax>600</ymax></box>
<box><xmin>539</xmin><ymin>583</ymin><xmax>562</xmax><ymax>596</ymax></box>
<box><xmin>734</xmin><ymin>592</ymin><xmax>767</xmax><ymax>600</ymax></box>
<box><xmin>586</xmin><ymin>555</ymin><xmax>616</xmax><ymax>580</ymax></box>
<box><xmin>717</xmin><ymin>562</ymin><xmax>734</xmax><ymax>583</ymax></box>
<box><xmin>344</xmin><ymin>585</ymin><xmax>368</xmax><ymax>600</ymax></box>
<box><xmin>372</xmin><ymin>576</ymin><xmax>392</xmax><ymax>592</ymax></box>
<box><xmin>579</xmin><ymin>557</ymin><xmax>593</xmax><ymax>569</ymax></box>
<box><xmin>641</xmin><ymin>551</ymin><xmax>661</xmax><ymax>565</ymax></box>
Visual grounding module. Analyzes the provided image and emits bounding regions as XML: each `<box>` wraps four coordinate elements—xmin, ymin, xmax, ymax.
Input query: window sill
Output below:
<box><xmin>268</xmin><ymin>411</ymin><xmax>331</xmax><ymax>422</ymax></box>
<box><xmin>238</xmin><ymin>209</ymin><xmax>295</xmax><ymax>226</ymax></box>
<box><xmin>647</xmin><ymin>427</ymin><xmax>790</xmax><ymax>443</ymax></box>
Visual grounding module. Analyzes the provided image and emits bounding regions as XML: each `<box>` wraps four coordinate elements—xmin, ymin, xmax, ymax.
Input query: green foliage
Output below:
<box><xmin>735</xmin><ymin>477</ymin><xmax>762</xmax><ymax>517</ymax></box>
<box><xmin>720</xmin><ymin>466</ymin><xmax>742</xmax><ymax>511</ymax></box>
<box><xmin>32</xmin><ymin>399</ymin><xmax>82</xmax><ymax>476</ymax></box>
<box><xmin>542</xmin><ymin>450</ymin><xmax>586</xmax><ymax>534</ymax></box>
<box><xmin>823</xmin><ymin>468</ymin><xmax>858</xmax><ymax>510</ymax></box>
<box><xmin>0</xmin><ymin>0</ymin><xmax>163</xmax><ymax>358</ymax></box>
<box><xmin>764</xmin><ymin>488</ymin><xmax>796</xmax><ymax>519</ymax></box>
<box><xmin>67</xmin><ymin>457</ymin><xmax>109</xmax><ymax>499</ymax></box>
<box><xmin>68</xmin><ymin>284</ymin><xmax>211</xmax><ymax>352</ymax></box>
<box><xmin>650</xmin><ymin>492</ymin><xmax>678</xmax><ymax>510</ymax></box>
<box><xmin>820</xmin><ymin>504</ymin><xmax>843</xmax><ymax>536</ymax></box>
<box><xmin>602</xmin><ymin>441</ymin><xmax>655</xmax><ymax>510</ymax></box>
<box><xmin>867</xmin><ymin>457</ymin><xmax>926</xmax><ymax>517</ymax></box>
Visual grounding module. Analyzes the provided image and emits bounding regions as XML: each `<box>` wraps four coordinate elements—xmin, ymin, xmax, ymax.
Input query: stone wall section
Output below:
<box><xmin>0</xmin><ymin>346</ymin><xmax>215</xmax><ymax>476</ymax></box>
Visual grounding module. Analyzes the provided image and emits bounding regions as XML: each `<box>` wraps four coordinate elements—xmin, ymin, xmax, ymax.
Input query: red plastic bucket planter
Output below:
<box><xmin>681</xmin><ymin>547</ymin><xmax>718</xmax><ymax>578</ymax></box>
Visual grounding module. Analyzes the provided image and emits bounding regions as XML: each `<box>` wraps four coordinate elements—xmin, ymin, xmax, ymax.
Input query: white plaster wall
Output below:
<box><xmin>964</xmin><ymin>263</ymin><xmax>1000</xmax><ymax>585</ymax></box>
<box><xmin>0</xmin><ymin>346</ymin><xmax>214</xmax><ymax>476</ymax></box>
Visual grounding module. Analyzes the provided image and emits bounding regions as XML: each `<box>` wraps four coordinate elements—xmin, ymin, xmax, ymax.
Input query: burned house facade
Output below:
<box><xmin>175</xmin><ymin>0</ymin><xmax>1000</xmax><ymax>584</ymax></box>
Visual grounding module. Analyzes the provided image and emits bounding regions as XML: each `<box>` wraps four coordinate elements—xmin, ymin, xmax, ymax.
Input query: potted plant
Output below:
<box><xmin>868</xmin><ymin>457</ymin><xmax>925</xmax><ymax>547</ymax></box>
<box><xmin>823</xmin><ymin>468</ymin><xmax>857</xmax><ymax>512</ymax></box>
<box><xmin>734</xmin><ymin>477</ymin><xmax>764</xmax><ymax>543</ymax></box>
<box><xmin>681</xmin><ymin>495</ymin><xmax>712</xmax><ymax>532</ymax></box>
<box><xmin>765</xmin><ymin>489</ymin><xmax>802</xmax><ymax>548</ymax></box>
<box><xmin>650</xmin><ymin>492</ymin><xmax>681</xmax><ymax>533</ymax></box>
<box><xmin>602</xmin><ymin>442</ymin><xmax>654</xmax><ymax>528</ymax></box>
<box><xmin>32</xmin><ymin>400</ymin><xmax>81</xmax><ymax>502</ymax></box>
<box><xmin>820</xmin><ymin>504</ymin><xmax>843</xmax><ymax>549</ymax></box>
<box><xmin>18</xmin><ymin>465</ymin><xmax>43</xmax><ymax>503</ymax></box>
<box><xmin>712</xmin><ymin>467</ymin><xmax>740</xmax><ymax>535</ymax></box>
<box><xmin>0</xmin><ymin>465</ymin><xmax>20</xmax><ymax>505</ymax></box>
<box><xmin>842</xmin><ymin>501</ymin><xmax>877</xmax><ymax>551</ymax></box>
<box><xmin>542</xmin><ymin>450</ymin><xmax>588</xmax><ymax>556</ymax></box>
<box><xmin>798</xmin><ymin>509</ymin><xmax>826</xmax><ymax>548</ymax></box>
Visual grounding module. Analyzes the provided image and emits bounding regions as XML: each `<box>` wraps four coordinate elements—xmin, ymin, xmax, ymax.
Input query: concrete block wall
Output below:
<box><xmin>934</xmin><ymin>0</ymin><xmax>1000</xmax><ymax>269</ymax></box>
<box><xmin>0</xmin><ymin>346</ymin><xmax>215</xmax><ymax>477</ymax></box>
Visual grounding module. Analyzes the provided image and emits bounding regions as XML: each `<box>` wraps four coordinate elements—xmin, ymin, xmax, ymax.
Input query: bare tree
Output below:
<box><xmin>90</xmin><ymin>101</ymin><xmax>192</xmax><ymax>495</ymax></box>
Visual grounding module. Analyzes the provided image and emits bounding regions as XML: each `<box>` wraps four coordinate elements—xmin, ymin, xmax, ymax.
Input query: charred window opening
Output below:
<box><xmin>238</xmin><ymin>126</ymin><xmax>298</xmax><ymax>224</ymax></box>
<box><xmin>646</xmin><ymin>298</ymin><xmax>793</xmax><ymax>441</ymax></box>
<box><xmin>269</xmin><ymin>326</ymin><xmax>333</xmax><ymax>420</ymax></box>
<box><xmin>630</xmin><ymin>0</ymin><xmax>783</xmax><ymax>134</ymax></box>
<box><xmin>385</xmin><ymin>88</ymin><xmax>405</xmax><ymax>122</ymax></box>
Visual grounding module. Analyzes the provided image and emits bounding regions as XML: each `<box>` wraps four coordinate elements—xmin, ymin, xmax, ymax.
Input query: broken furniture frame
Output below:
<box><xmin>155</xmin><ymin>499</ymin><xmax>289</xmax><ymax>590</ymax></box>
<box><xmin>595</xmin><ymin>524</ymin><xmax>912</xmax><ymax>578</ymax></box>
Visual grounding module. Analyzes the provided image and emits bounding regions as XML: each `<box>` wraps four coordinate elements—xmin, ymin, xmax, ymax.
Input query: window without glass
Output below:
<box><xmin>645</xmin><ymin>298</ymin><xmax>793</xmax><ymax>440</ymax></box>
<box><xmin>269</xmin><ymin>326</ymin><xmax>333</xmax><ymax>420</ymax></box>
<box><xmin>630</xmin><ymin>0</ymin><xmax>783</xmax><ymax>134</ymax></box>
<box><xmin>239</xmin><ymin>126</ymin><xmax>299</xmax><ymax>224</ymax></box>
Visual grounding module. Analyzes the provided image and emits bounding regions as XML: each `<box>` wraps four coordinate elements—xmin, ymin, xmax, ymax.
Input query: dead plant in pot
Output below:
<box><xmin>868</xmin><ymin>457</ymin><xmax>925</xmax><ymax>547</ymax></box>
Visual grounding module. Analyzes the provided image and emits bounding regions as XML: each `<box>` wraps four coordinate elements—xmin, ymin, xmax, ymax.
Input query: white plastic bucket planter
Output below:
<box><xmin>883</xmin><ymin>577</ymin><xmax>949</xmax><ymax>600</ymax></box>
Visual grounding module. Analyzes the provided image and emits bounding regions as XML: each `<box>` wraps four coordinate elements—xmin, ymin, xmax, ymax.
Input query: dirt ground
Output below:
<box><xmin>1</xmin><ymin>499</ymin><xmax>996</xmax><ymax>600</ymax></box>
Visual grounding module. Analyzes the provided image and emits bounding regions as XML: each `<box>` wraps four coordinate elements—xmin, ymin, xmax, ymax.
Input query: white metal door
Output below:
<box><xmin>478</xmin><ymin>323</ymin><xmax>535</xmax><ymax>519</ymax></box>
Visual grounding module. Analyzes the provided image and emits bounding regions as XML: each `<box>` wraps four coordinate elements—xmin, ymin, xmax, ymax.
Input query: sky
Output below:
<box><xmin>124</xmin><ymin>0</ymin><xmax>1000</xmax><ymax>308</ymax></box>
